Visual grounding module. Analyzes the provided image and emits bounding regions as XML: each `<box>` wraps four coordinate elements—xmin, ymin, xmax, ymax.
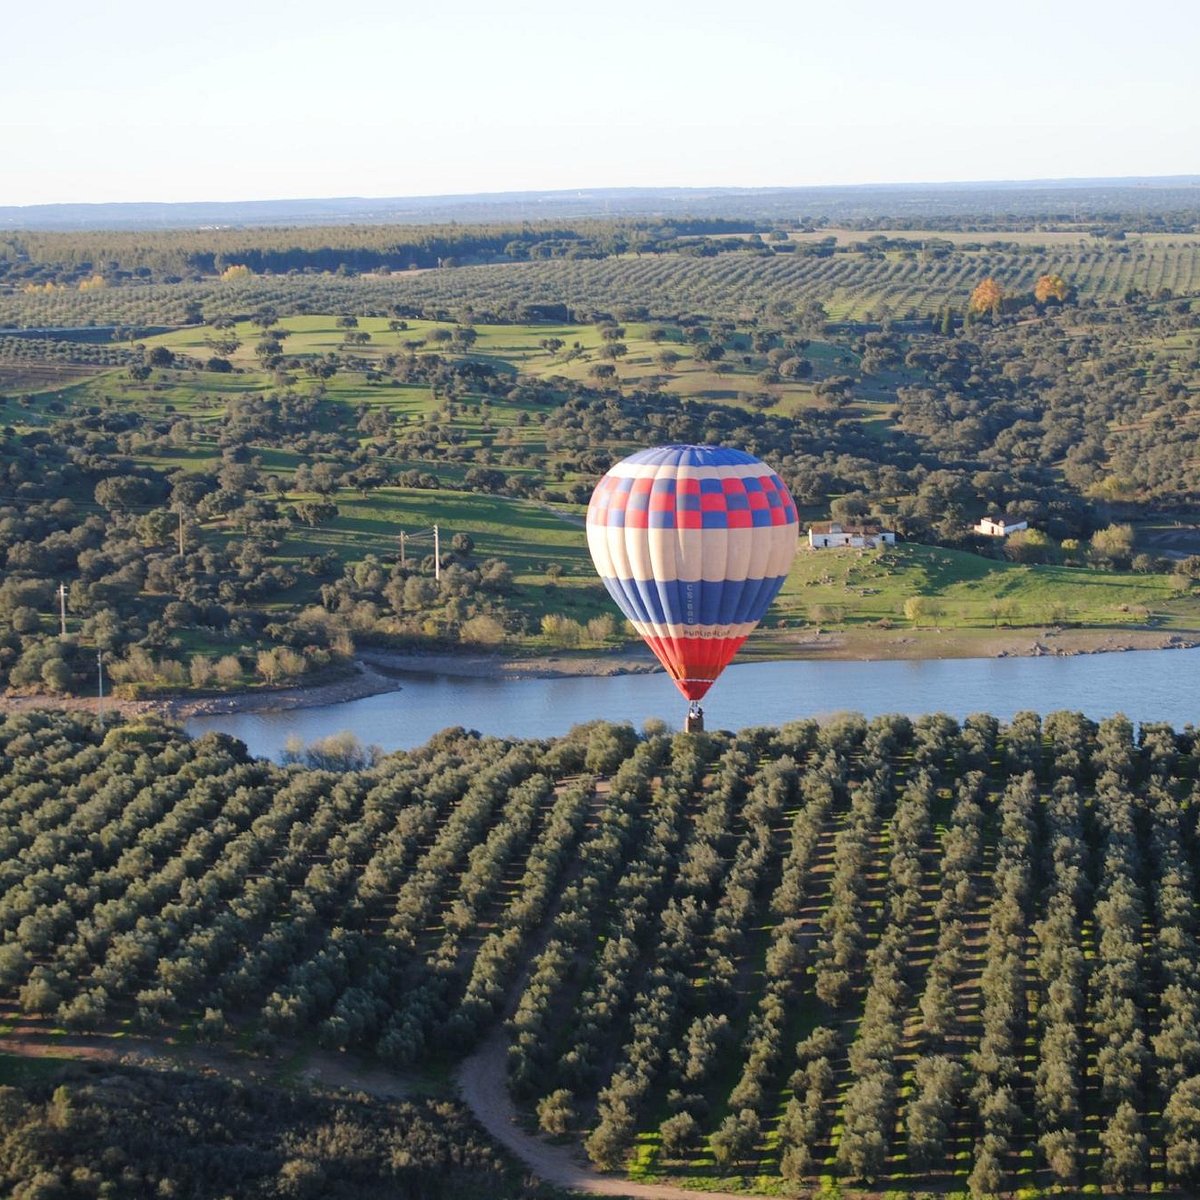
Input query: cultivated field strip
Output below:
<box><xmin>5</xmin><ymin>242</ymin><xmax>1200</xmax><ymax>330</ymax></box>
<box><xmin>3</xmin><ymin>709</ymin><xmax>1200</xmax><ymax>1194</ymax></box>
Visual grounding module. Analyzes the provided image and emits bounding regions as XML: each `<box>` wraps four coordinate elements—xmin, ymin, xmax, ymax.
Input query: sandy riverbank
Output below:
<box><xmin>1</xmin><ymin>627</ymin><xmax>1195</xmax><ymax>721</ymax></box>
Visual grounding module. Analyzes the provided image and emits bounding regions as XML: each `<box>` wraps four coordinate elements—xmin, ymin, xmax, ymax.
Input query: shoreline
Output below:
<box><xmin>1</xmin><ymin>627</ymin><xmax>1195</xmax><ymax>721</ymax></box>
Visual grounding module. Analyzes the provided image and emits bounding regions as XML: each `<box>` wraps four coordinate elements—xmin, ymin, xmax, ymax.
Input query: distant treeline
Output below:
<box><xmin>835</xmin><ymin>209</ymin><xmax>1200</xmax><ymax>236</ymax></box>
<box><xmin>0</xmin><ymin>218</ymin><xmax>760</xmax><ymax>283</ymax></box>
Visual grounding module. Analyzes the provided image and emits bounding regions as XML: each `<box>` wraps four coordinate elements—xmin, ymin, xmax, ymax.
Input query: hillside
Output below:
<box><xmin>3</xmin><ymin>709</ymin><xmax>1200</xmax><ymax>1197</ymax></box>
<box><xmin>1</xmin><ymin>220</ymin><xmax>1199</xmax><ymax>700</ymax></box>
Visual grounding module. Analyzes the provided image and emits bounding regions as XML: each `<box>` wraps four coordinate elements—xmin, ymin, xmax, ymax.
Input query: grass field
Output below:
<box><xmin>774</xmin><ymin>542</ymin><xmax>1190</xmax><ymax>631</ymax></box>
<box><xmin>126</xmin><ymin>315</ymin><xmax>851</xmax><ymax>418</ymax></box>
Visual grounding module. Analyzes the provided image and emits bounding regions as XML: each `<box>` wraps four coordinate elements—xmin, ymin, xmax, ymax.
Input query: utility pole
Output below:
<box><xmin>399</xmin><ymin>530</ymin><xmax>407</xmax><ymax>568</ymax></box>
<box><xmin>433</xmin><ymin>524</ymin><xmax>441</xmax><ymax>581</ymax></box>
<box><xmin>177</xmin><ymin>507</ymin><xmax>186</xmax><ymax>556</ymax></box>
<box><xmin>58</xmin><ymin>583</ymin><xmax>68</xmax><ymax>637</ymax></box>
<box><xmin>96</xmin><ymin>651</ymin><xmax>105</xmax><ymax>726</ymax></box>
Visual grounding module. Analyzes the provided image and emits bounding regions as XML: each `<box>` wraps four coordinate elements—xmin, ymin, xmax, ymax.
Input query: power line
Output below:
<box><xmin>397</xmin><ymin>523</ymin><xmax>441</xmax><ymax>579</ymax></box>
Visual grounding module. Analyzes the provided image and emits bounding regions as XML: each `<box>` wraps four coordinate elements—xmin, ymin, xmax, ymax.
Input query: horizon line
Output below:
<box><xmin>5</xmin><ymin>173</ymin><xmax>1200</xmax><ymax>213</ymax></box>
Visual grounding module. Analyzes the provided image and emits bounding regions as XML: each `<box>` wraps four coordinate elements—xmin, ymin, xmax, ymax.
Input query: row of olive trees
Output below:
<box><xmin>577</xmin><ymin>749</ymin><xmax>708</xmax><ymax>1167</ymax></box>
<box><xmin>588</xmin><ymin>745</ymin><xmax>764</xmax><ymax>1164</ymax></box>
<box><xmin>965</xmin><ymin>771</ymin><xmax>1037</xmax><ymax>1199</ymax></box>
<box><xmin>507</xmin><ymin>735</ymin><xmax>671</xmax><ymax>1100</ymax></box>
<box><xmin>836</xmin><ymin>767</ymin><xmax>936</xmax><ymax>1182</ymax></box>
<box><xmin>449</xmin><ymin>778</ymin><xmax>594</xmax><ymax>1042</ymax></box>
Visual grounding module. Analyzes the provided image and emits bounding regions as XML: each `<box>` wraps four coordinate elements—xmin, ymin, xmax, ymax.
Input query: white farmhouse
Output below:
<box><xmin>974</xmin><ymin>514</ymin><xmax>1029</xmax><ymax>537</ymax></box>
<box><xmin>808</xmin><ymin>522</ymin><xmax>896</xmax><ymax>549</ymax></box>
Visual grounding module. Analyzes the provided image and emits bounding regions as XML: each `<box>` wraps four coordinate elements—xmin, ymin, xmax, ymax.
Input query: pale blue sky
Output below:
<box><xmin>4</xmin><ymin>0</ymin><xmax>1197</xmax><ymax>205</ymax></box>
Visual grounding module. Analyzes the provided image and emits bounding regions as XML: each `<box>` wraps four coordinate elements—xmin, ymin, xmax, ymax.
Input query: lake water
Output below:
<box><xmin>186</xmin><ymin>647</ymin><xmax>1200</xmax><ymax>760</ymax></box>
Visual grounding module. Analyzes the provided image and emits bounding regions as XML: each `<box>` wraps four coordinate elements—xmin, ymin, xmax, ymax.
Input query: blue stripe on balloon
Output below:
<box><xmin>600</xmin><ymin>574</ymin><xmax>790</xmax><ymax>627</ymax></box>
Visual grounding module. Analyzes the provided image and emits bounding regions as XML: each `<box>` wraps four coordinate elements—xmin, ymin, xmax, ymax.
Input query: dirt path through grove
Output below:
<box><xmin>455</xmin><ymin>1031</ymin><xmax>770</xmax><ymax>1200</ymax></box>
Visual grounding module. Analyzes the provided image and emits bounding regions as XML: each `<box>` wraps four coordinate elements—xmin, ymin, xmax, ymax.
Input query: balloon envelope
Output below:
<box><xmin>586</xmin><ymin>444</ymin><xmax>799</xmax><ymax>701</ymax></box>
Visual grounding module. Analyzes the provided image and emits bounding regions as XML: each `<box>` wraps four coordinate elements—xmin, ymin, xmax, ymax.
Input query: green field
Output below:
<box><xmin>777</xmin><ymin>542</ymin><xmax>1190</xmax><ymax>630</ymax></box>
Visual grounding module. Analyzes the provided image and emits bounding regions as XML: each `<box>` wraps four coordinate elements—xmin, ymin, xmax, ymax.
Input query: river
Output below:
<box><xmin>185</xmin><ymin>647</ymin><xmax>1200</xmax><ymax>759</ymax></box>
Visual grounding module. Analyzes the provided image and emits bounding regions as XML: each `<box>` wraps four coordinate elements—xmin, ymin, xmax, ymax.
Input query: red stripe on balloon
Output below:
<box><xmin>640</xmin><ymin>634</ymin><xmax>748</xmax><ymax>701</ymax></box>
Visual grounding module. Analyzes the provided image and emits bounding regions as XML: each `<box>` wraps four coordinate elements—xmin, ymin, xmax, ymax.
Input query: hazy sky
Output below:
<box><xmin>5</xmin><ymin>0</ymin><xmax>1197</xmax><ymax>206</ymax></box>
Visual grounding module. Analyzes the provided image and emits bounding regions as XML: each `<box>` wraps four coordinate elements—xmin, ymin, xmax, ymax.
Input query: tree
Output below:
<box><xmin>585</xmin><ymin>1102</ymin><xmax>636</xmax><ymax>1169</ymax></box>
<box><xmin>659</xmin><ymin>1111</ymin><xmax>699</xmax><ymax>1158</ymax></box>
<box><xmin>710</xmin><ymin>1109</ymin><xmax>759</xmax><ymax>1168</ymax></box>
<box><xmin>95</xmin><ymin>475</ymin><xmax>151</xmax><ymax>513</ymax></box>
<box><xmin>1089</xmin><ymin>523</ymin><xmax>1134</xmax><ymax>567</ymax></box>
<box><xmin>813</xmin><ymin>375</ymin><xmax>855</xmax><ymax>406</ymax></box>
<box><xmin>460</xmin><ymin>615</ymin><xmax>505</xmax><ymax>645</ymax></box>
<box><xmin>536</xmin><ymin>1089</ymin><xmax>576</xmax><ymax>1135</ymax></box>
<box><xmin>214</xmin><ymin>655</ymin><xmax>242</xmax><ymax>686</ymax></box>
<box><xmin>969</xmin><ymin>277</ymin><xmax>1004</xmax><ymax>316</ymax></box>
<box><xmin>1035</xmin><ymin>274</ymin><xmax>1069</xmax><ymax>303</ymax></box>
<box><xmin>904</xmin><ymin>595</ymin><xmax>940</xmax><ymax>625</ymax></box>
<box><xmin>189</xmin><ymin>656</ymin><xmax>215</xmax><ymax>688</ymax></box>
<box><xmin>1165</xmin><ymin>1076</ymin><xmax>1200</xmax><ymax>1182</ymax></box>
<box><xmin>830</xmin><ymin>494</ymin><xmax>870</xmax><ymax>522</ymax></box>
<box><xmin>1004</xmin><ymin>528</ymin><xmax>1058</xmax><ymax>564</ymax></box>
<box><xmin>968</xmin><ymin>1134</ymin><xmax>1006</xmax><ymax>1198</ymax></box>
<box><xmin>11</xmin><ymin>606</ymin><xmax>39</xmax><ymax>634</ymax></box>
<box><xmin>1041</xmin><ymin>1128</ymin><xmax>1078</xmax><ymax>1185</ymax></box>
<box><xmin>295</xmin><ymin>501</ymin><xmax>339</xmax><ymax>527</ymax></box>
<box><xmin>40</xmin><ymin>658</ymin><xmax>72</xmax><ymax>693</ymax></box>
<box><xmin>1101</xmin><ymin>1100</ymin><xmax>1146</xmax><ymax>1187</ymax></box>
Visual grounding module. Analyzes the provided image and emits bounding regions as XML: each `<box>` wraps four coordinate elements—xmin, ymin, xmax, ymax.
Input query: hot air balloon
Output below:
<box><xmin>586</xmin><ymin>444</ymin><xmax>799</xmax><ymax>730</ymax></box>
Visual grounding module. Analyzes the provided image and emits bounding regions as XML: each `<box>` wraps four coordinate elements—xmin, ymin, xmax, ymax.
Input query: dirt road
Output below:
<box><xmin>455</xmin><ymin>1031</ymin><xmax>770</xmax><ymax>1200</ymax></box>
<box><xmin>1</xmin><ymin>1030</ymin><xmax>410</xmax><ymax>1100</ymax></box>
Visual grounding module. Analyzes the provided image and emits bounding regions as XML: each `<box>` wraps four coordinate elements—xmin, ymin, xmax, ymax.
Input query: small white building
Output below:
<box><xmin>808</xmin><ymin>522</ymin><xmax>896</xmax><ymax>549</ymax></box>
<box><xmin>974</xmin><ymin>514</ymin><xmax>1029</xmax><ymax>538</ymax></box>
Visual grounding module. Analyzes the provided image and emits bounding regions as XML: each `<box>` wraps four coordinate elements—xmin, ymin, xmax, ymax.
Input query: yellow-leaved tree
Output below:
<box><xmin>969</xmin><ymin>277</ymin><xmax>1004</xmax><ymax>315</ymax></box>
<box><xmin>220</xmin><ymin>263</ymin><xmax>253</xmax><ymax>282</ymax></box>
<box><xmin>1034</xmin><ymin>273</ymin><xmax>1069</xmax><ymax>303</ymax></box>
